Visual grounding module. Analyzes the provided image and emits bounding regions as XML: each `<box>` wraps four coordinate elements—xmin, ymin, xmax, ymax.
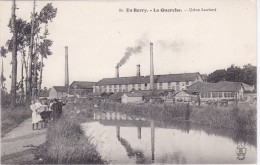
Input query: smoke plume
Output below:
<box><xmin>157</xmin><ymin>40</ymin><xmax>185</xmax><ymax>53</ymax></box>
<box><xmin>117</xmin><ymin>38</ymin><xmax>148</xmax><ymax>67</ymax></box>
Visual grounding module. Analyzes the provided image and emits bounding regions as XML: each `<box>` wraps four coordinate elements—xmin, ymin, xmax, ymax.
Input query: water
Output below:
<box><xmin>82</xmin><ymin>111</ymin><xmax>256</xmax><ymax>164</ymax></box>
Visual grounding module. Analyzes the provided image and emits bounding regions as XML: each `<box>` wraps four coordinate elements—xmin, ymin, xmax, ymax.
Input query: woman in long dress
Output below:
<box><xmin>34</xmin><ymin>99</ymin><xmax>44</xmax><ymax>129</ymax></box>
<box><xmin>30</xmin><ymin>100</ymin><xmax>42</xmax><ymax>130</ymax></box>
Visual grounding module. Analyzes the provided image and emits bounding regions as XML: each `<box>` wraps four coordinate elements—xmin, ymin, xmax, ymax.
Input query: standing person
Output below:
<box><xmin>30</xmin><ymin>100</ymin><xmax>37</xmax><ymax>130</ymax></box>
<box><xmin>34</xmin><ymin>99</ymin><xmax>44</xmax><ymax>129</ymax></box>
<box><xmin>51</xmin><ymin>99</ymin><xmax>66</xmax><ymax>121</ymax></box>
<box><xmin>30</xmin><ymin>100</ymin><xmax>42</xmax><ymax>130</ymax></box>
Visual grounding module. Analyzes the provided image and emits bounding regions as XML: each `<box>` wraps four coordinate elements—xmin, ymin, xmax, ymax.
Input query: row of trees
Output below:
<box><xmin>1</xmin><ymin>0</ymin><xmax>57</xmax><ymax>109</ymax></box>
<box><xmin>207</xmin><ymin>64</ymin><xmax>257</xmax><ymax>87</ymax></box>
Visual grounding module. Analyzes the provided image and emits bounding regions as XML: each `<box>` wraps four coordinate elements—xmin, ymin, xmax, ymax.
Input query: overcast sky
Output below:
<box><xmin>0</xmin><ymin>0</ymin><xmax>256</xmax><ymax>90</ymax></box>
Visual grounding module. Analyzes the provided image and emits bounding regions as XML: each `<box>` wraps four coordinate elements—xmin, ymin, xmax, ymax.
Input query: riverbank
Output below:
<box><xmin>99</xmin><ymin>101</ymin><xmax>256</xmax><ymax>131</ymax></box>
<box><xmin>34</xmin><ymin>106</ymin><xmax>104</xmax><ymax>164</ymax></box>
<box><xmin>1</xmin><ymin>105</ymin><xmax>31</xmax><ymax>136</ymax></box>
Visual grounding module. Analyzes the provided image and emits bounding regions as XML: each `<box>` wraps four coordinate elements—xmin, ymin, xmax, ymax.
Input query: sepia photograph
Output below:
<box><xmin>0</xmin><ymin>0</ymin><xmax>257</xmax><ymax>164</ymax></box>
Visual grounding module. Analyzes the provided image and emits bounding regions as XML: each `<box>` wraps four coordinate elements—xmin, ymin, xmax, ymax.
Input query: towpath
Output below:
<box><xmin>1</xmin><ymin>118</ymin><xmax>47</xmax><ymax>164</ymax></box>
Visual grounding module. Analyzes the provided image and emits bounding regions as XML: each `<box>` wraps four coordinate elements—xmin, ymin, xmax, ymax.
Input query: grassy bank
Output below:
<box><xmin>1</xmin><ymin>105</ymin><xmax>31</xmax><ymax>136</ymax></box>
<box><xmin>190</xmin><ymin>105</ymin><xmax>257</xmax><ymax>130</ymax></box>
<box><xmin>35</xmin><ymin>107</ymin><xmax>104</xmax><ymax>164</ymax></box>
<box><xmin>99</xmin><ymin>101</ymin><xmax>256</xmax><ymax>131</ymax></box>
<box><xmin>100</xmin><ymin>101</ymin><xmax>189</xmax><ymax>121</ymax></box>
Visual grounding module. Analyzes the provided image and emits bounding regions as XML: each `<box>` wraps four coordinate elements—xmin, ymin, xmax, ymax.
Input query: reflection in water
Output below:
<box><xmin>151</xmin><ymin>120</ymin><xmax>155</xmax><ymax>162</ymax></box>
<box><xmin>83</xmin><ymin>111</ymin><xmax>256</xmax><ymax>164</ymax></box>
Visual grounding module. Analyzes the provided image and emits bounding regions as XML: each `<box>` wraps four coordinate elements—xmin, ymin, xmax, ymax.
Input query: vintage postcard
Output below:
<box><xmin>0</xmin><ymin>0</ymin><xmax>257</xmax><ymax>164</ymax></box>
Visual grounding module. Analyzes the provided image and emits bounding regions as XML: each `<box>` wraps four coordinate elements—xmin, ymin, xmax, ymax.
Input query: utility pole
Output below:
<box><xmin>10</xmin><ymin>0</ymin><xmax>18</xmax><ymax>109</ymax></box>
<box><xmin>27</xmin><ymin>0</ymin><xmax>36</xmax><ymax>102</ymax></box>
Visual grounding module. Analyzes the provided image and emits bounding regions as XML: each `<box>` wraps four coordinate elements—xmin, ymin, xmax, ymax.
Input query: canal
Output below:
<box><xmin>82</xmin><ymin>111</ymin><xmax>256</xmax><ymax>164</ymax></box>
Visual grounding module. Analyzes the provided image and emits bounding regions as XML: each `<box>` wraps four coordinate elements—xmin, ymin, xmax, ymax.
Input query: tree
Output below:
<box><xmin>34</xmin><ymin>3</ymin><xmax>57</xmax><ymax>98</ymax></box>
<box><xmin>6</xmin><ymin>18</ymin><xmax>31</xmax><ymax>102</ymax></box>
<box><xmin>207</xmin><ymin>69</ymin><xmax>226</xmax><ymax>83</ymax></box>
<box><xmin>207</xmin><ymin>64</ymin><xmax>257</xmax><ymax>88</ymax></box>
<box><xmin>10</xmin><ymin>0</ymin><xmax>18</xmax><ymax>109</ymax></box>
<box><xmin>26</xmin><ymin>0</ymin><xmax>36</xmax><ymax>102</ymax></box>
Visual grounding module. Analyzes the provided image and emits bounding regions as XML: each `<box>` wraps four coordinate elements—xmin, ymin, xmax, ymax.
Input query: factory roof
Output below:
<box><xmin>70</xmin><ymin>81</ymin><xmax>96</xmax><ymax>89</ymax></box>
<box><xmin>53</xmin><ymin>86</ymin><xmax>68</xmax><ymax>92</ymax></box>
<box><xmin>187</xmin><ymin>81</ymin><xmax>243</xmax><ymax>93</ymax></box>
<box><xmin>96</xmin><ymin>72</ymin><xmax>201</xmax><ymax>86</ymax></box>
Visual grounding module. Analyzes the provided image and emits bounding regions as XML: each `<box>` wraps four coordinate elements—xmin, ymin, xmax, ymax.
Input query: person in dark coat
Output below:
<box><xmin>51</xmin><ymin>98</ymin><xmax>66</xmax><ymax>121</ymax></box>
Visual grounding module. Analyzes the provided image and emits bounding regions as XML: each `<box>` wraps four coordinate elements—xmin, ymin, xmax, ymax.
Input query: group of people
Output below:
<box><xmin>30</xmin><ymin>98</ymin><xmax>66</xmax><ymax>130</ymax></box>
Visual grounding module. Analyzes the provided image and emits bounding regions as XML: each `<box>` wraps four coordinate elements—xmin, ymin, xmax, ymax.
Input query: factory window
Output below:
<box><xmin>172</xmin><ymin>86</ymin><xmax>175</xmax><ymax>90</ymax></box>
<box><xmin>219</xmin><ymin>92</ymin><xmax>223</xmax><ymax>97</ymax></box>
<box><xmin>176</xmin><ymin>82</ymin><xmax>179</xmax><ymax>85</ymax></box>
<box><xmin>212</xmin><ymin>92</ymin><xmax>217</xmax><ymax>98</ymax></box>
<box><xmin>119</xmin><ymin>89</ymin><xmax>122</xmax><ymax>92</ymax></box>
<box><xmin>228</xmin><ymin>92</ymin><xmax>231</xmax><ymax>98</ymax></box>
<box><xmin>208</xmin><ymin>92</ymin><xmax>211</xmax><ymax>98</ymax></box>
<box><xmin>200</xmin><ymin>93</ymin><xmax>204</xmax><ymax>98</ymax></box>
<box><xmin>119</xmin><ymin>84</ymin><xmax>121</xmax><ymax>88</ymax></box>
<box><xmin>224</xmin><ymin>92</ymin><xmax>227</xmax><ymax>98</ymax></box>
<box><xmin>114</xmin><ymin>89</ymin><xmax>117</xmax><ymax>93</ymax></box>
<box><xmin>168</xmin><ymin>82</ymin><xmax>171</xmax><ymax>89</ymax></box>
<box><xmin>186</xmin><ymin>81</ymin><xmax>189</xmax><ymax>85</ymax></box>
<box><xmin>125</xmin><ymin>84</ymin><xmax>128</xmax><ymax>88</ymax></box>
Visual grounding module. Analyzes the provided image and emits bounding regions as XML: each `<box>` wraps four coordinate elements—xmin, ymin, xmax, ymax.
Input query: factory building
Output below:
<box><xmin>94</xmin><ymin>72</ymin><xmax>204</xmax><ymax>93</ymax></box>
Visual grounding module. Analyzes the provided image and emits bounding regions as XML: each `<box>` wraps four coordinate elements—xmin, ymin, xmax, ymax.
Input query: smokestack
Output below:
<box><xmin>136</xmin><ymin>64</ymin><xmax>140</xmax><ymax>77</ymax></box>
<box><xmin>115</xmin><ymin>66</ymin><xmax>119</xmax><ymax>78</ymax></box>
<box><xmin>65</xmin><ymin>46</ymin><xmax>69</xmax><ymax>87</ymax></box>
<box><xmin>150</xmin><ymin>43</ymin><xmax>154</xmax><ymax>90</ymax></box>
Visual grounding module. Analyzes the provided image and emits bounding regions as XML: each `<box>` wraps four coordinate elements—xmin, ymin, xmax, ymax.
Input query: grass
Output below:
<box><xmin>1</xmin><ymin>104</ymin><xmax>31</xmax><ymax>136</ymax></box>
<box><xmin>34</xmin><ymin>105</ymin><xmax>104</xmax><ymax>164</ymax></box>
<box><xmin>100</xmin><ymin>101</ymin><xmax>189</xmax><ymax>121</ymax></box>
<box><xmin>99</xmin><ymin>101</ymin><xmax>256</xmax><ymax>131</ymax></box>
<box><xmin>190</xmin><ymin>105</ymin><xmax>257</xmax><ymax>130</ymax></box>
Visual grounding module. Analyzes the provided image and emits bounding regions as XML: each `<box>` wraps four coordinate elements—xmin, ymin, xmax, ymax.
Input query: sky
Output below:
<box><xmin>0</xmin><ymin>0</ymin><xmax>257</xmax><ymax>91</ymax></box>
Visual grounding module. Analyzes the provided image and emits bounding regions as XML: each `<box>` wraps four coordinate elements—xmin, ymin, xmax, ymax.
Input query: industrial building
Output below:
<box><xmin>94</xmin><ymin>72</ymin><xmax>204</xmax><ymax>93</ymax></box>
<box><xmin>187</xmin><ymin>81</ymin><xmax>246</xmax><ymax>101</ymax></box>
<box><xmin>94</xmin><ymin>43</ymin><xmax>204</xmax><ymax>93</ymax></box>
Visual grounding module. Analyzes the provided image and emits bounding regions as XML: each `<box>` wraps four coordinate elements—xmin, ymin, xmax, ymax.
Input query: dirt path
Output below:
<box><xmin>1</xmin><ymin>118</ymin><xmax>47</xmax><ymax>164</ymax></box>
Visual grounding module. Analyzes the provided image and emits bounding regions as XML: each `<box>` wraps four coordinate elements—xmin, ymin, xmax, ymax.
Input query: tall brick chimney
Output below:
<box><xmin>115</xmin><ymin>66</ymin><xmax>119</xmax><ymax>78</ymax></box>
<box><xmin>136</xmin><ymin>64</ymin><xmax>140</xmax><ymax>77</ymax></box>
<box><xmin>150</xmin><ymin>43</ymin><xmax>154</xmax><ymax>90</ymax></box>
<box><xmin>65</xmin><ymin>46</ymin><xmax>69</xmax><ymax>87</ymax></box>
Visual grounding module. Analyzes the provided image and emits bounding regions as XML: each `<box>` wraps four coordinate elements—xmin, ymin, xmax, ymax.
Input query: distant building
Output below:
<box><xmin>69</xmin><ymin>81</ymin><xmax>96</xmax><ymax>97</ymax></box>
<box><xmin>187</xmin><ymin>81</ymin><xmax>245</xmax><ymax>102</ymax></box>
<box><xmin>39</xmin><ymin>90</ymin><xmax>49</xmax><ymax>99</ymax></box>
<box><xmin>173</xmin><ymin>90</ymin><xmax>197</xmax><ymax>102</ymax></box>
<box><xmin>94</xmin><ymin>72</ymin><xmax>204</xmax><ymax>93</ymax></box>
<box><xmin>49</xmin><ymin>86</ymin><xmax>68</xmax><ymax>99</ymax></box>
<box><xmin>121</xmin><ymin>93</ymin><xmax>144</xmax><ymax>104</ymax></box>
<box><xmin>109</xmin><ymin>92</ymin><xmax>125</xmax><ymax>102</ymax></box>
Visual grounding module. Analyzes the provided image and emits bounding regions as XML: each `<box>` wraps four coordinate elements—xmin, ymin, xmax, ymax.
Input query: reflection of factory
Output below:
<box><xmin>94</xmin><ymin>111</ymin><xmax>155</xmax><ymax>163</ymax></box>
<box><xmin>93</xmin><ymin>43</ymin><xmax>204</xmax><ymax>93</ymax></box>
